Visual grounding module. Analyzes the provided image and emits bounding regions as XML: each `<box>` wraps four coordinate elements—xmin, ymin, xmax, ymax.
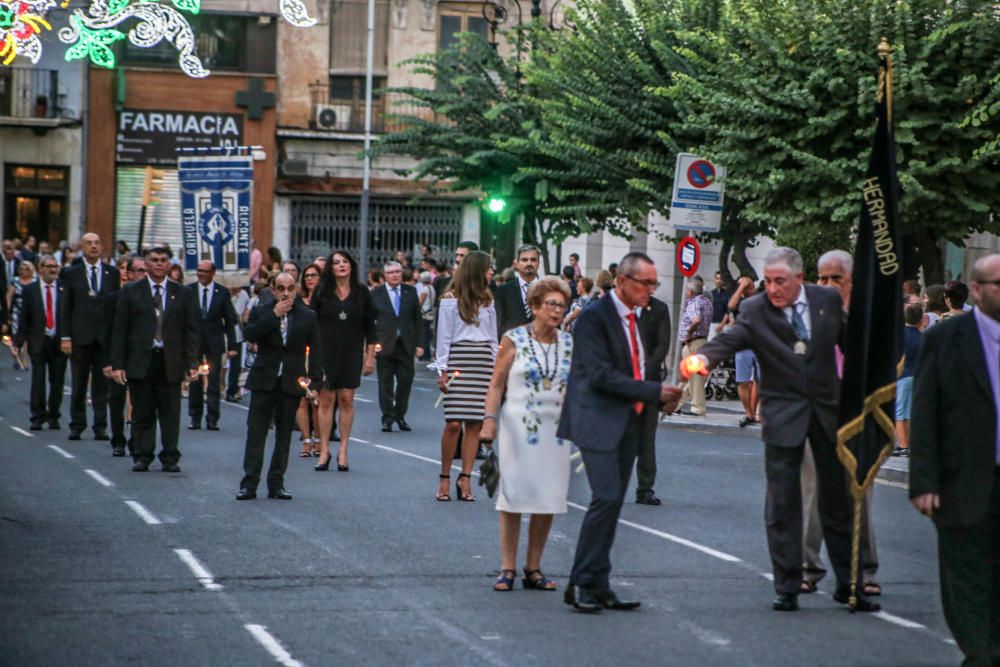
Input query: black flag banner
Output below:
<box><xmin>836</xmin><ymin>38</ymin><xmax>904</xmax><ymax>610</ymax></box>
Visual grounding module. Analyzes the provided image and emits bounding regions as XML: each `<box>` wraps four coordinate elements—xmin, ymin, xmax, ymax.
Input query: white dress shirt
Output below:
<box><xmin>40</xmin><ymin>279</ymin><xmax>58</xmax><ymax>337</ymax></box>
<box><xmin>431</xmin><ymin>298</ymin><xmax>498</xmax><ymax>372</ymax></box>
<box><xmin>148</xmin><ymin>276</ymin><xmax>168</xmax><ymax>348</ymax></box>
<box><xmin>610</xmin><ymin>289</ymin><xmax>646</xmax><ymax>378</ymax></box>
<box><xmin>84</xmin><ymin>259</ymin><xmax>103</xmax><ymax>292</ymax></box>
<box><xmin>199</xmin><ymin>283</ymin><xmax>214</xmax><ymax>312</ymax></box>
<box><xmin>782</xmin><ymin>286</ymin><xmax>811</xmax><ymax>339</ymax></box>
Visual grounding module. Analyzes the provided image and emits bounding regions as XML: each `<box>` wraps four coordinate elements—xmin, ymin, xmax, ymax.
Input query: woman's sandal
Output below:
<box><xmin>299</xmin><ymin>438</ymin><xmax>313</xmax><ymax>457</ymax></box>
<box><xmin>456</xmin><ymin>473</ymin><xmax>475</xmax><ymax>502</ymax></box>
<box><xmin>436</xmin><ymin>474</ymin><xmax>451</xmax><ymax>502</ymax></box>
<box><xmin>494</xmin><ymin>569</ymin><xmax>516</xmax><ymax>591</ymax></box>
<box><xmin>522</xmin><ymin>568</ymin><xmax>557</xmax><ymax>591</ymax></box>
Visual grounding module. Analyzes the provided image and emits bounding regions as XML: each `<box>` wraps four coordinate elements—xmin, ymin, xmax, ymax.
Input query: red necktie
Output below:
<box><xmin>45</xmin><ymin>284</ymin><xmax>54</xmax><ymax>330</ymax></box>
<box><xmin>627</xmin><ymin>312</ymin><xmax>644</xmax><ymax>415</ymax></box>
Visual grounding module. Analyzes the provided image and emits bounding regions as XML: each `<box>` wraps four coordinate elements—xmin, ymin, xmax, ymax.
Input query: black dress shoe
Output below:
<box><xmin>68</xmin><ymin>431</ymin><xmax>82</xmax><ymax>441</ymax></box>
<box><xmin>48</xmin><ymin>421</ymin><xmax>60</xmax><ymax>430</ymax></box>
<box><xmin>188</xmin><ymin>422</ymin><xmax>201</xmax><ymax>430</ymax></box>
<box><xmin>636</xmin><ymin>491</ymin><xmax>662</xmax><ymax>506</ymax></box>
<box><xmin>162</xmin><ymin>464</ymin><xmax>181</xmax><ymax>473</ymax></box>
<box><xmin>236</xmin><ymin>488</ymin><xmax>256</xmax><ymax>500</ymax></box>
<box><xmin>563</xmin><ymin>585</ymin><xmax>603</xmax><ymax>614</ymax></box>
<box><xmin>597</xmin><ymin>588</ymin><xmax>641</xmax><ymax>610</ymax></box>
<box><xmin>29</xmin><ymin>422</ymin><xmax>43</xmax><ymax>431</ymax></box>
<box><xmin>267</xmin><ymin>489</ymin><xmax>293</xmax><ymax>500</ymax></box>
<box><xmin>833</xmin><ymin>586</ymin><xmax>881</xmax><ymax>612</ymax></box>
<box><xmin>397</xmin><ymin>419</ymin><xmax>412</xmax><ymax>432</ymax></box>
<box><xmin>93</xmin><ymin>431</ymin><xmax>110</xmax><ymax>441</ymax></box>
<box><xmin>224</xmin><ymin>395</ymin><xmax>241</xmax><ymax>403</ymax></box>
<box><xmin>381</xmin><ymin>420</ymin><xmax>393</xmax><ymax>432</ymax></box>
<box><xmin>112</xmin><ymin>446</ymin><xmax>126</xmax><ymax>457</ymax></box>
<box><xmin>132</xmin><ymin>462</ymin><xmax>150</xmax><ymax>472</ymax></box>
<box><xmin>772</xmin><ymin>593</ymin><xmax>799</xmax><ymax>611</ymax></box>
<box><xmin>206</xmin><ymin>422</ymin><xmax>219</xmax><ymax>431</ymax></box>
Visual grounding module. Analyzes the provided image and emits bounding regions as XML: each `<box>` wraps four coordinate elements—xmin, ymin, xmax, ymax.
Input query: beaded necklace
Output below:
<box><xmin>527</xmin><ymin>327</ymin><xmax>559</xmax><ymax>391</ymax></box>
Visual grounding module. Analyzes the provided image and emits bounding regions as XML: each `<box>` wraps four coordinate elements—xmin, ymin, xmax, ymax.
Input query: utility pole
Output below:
<box><xmin>358</xmin><ymin>0</ymin><xmax>376</xmax><ymax>273</ymax></box>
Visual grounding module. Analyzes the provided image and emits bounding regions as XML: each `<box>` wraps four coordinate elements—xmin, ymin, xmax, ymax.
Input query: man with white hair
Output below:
<box><xmin>687</xmin><ymin>247</ymin><xmax>879</xmax><ymax>613</ymax></box>
<box><xmin>371</xmin><ymin>261</ymin><xmax>424</xmax><ymax>432</ymax></box>
<box><xmin>677</xmin><ymin>278</ymin><xmax>712</xmax><ymax>416</ymax></box>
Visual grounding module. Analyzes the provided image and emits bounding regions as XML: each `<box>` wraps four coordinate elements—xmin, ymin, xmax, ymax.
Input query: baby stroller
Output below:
<box><xmin>705</xmin><ymin>356</ymin><xmax>738</xmax><ymax>400</ymax></box>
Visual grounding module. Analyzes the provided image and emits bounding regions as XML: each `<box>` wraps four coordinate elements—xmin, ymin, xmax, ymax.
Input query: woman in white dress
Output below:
<box><xmin>480</xmin><ymin>277</ymin><xmax>573</xmax><ymax>592</ymax></box>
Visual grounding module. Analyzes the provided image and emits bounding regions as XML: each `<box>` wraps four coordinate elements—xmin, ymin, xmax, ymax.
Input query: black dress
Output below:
<box><xmin>311</xmin><ymin>285</ymin><xmax>376</xmax><ymax>389</ymax></box>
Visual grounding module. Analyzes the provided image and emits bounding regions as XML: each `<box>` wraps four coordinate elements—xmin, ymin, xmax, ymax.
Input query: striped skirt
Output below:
<box><xmin>443</xmin><ymin>341</ymin><xmax>496</xmax><ymax>421</ymax></box>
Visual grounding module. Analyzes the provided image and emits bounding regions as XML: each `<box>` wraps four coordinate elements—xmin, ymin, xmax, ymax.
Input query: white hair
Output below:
<box><xmin>686</xmin><ymin>280</ymin><xmax>704</xmax><ymax>295</ymax></box>
<box><xmin>764</xmin><ymin>247</ymin><xmax>803</xmax><ymax>274</ymax></box>
<box><xmin>383</xmin><ymin>261</ymin><xmax>402</xmax><ymax>272</ymax></box>
<box><xmin>818</xmin><ymin>249</ymin><xmax>853</xmax><ymax>275</ymax></box>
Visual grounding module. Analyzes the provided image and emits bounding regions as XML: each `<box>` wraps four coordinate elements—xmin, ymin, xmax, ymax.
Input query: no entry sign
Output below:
<box><xmin>676</xmin><ymin>237</ymin><xmax>701</xmax><ymax>278</ymax></box>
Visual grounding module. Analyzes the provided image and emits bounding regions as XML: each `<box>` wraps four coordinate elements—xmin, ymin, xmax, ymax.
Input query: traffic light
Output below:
<box><xmin>487</xmin><ymin>196</ymin><xmax>507</xmax><ymax>214</ymax></box>
<box><xmin>141</xmin><ymin>166</ymin><xmax>166</xmax><ymax>206</ymax></box>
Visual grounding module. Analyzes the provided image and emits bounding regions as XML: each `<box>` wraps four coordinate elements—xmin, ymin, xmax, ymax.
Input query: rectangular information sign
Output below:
<box><xmin>670</xmin><ymin>153</ymin><xmax>726</xmax><ymax>233</ymax></box>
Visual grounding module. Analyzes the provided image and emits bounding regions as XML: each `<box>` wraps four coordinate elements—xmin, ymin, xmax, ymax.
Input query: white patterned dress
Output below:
<box><xmin>495</xmin><ymin>326</ymin><xmax>573</xmax><ymax>514</ymax></box>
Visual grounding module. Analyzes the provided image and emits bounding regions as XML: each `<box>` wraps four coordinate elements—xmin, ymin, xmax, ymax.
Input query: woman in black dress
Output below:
<box><xmin>311</xmin><ymin>250</ymin><xmax>376</xmax><ymax>471</ymax></box>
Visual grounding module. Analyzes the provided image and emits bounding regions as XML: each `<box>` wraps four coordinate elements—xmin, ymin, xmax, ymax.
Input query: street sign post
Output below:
<box><xmin>676</xmin><ymin>236</ymin><xmax>701</xmax><ymax>277</ymax></box>
<box><xmin>670</xmin><ymin>153</ymin><xmax>726</xmax><ymax>233</ymax></box>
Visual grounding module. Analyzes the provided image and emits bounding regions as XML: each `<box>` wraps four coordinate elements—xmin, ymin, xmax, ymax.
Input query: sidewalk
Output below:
<box><xmin>660</xmin><ymin>400</ymin><xmax>910</xmax><ymax>486</ymax></box>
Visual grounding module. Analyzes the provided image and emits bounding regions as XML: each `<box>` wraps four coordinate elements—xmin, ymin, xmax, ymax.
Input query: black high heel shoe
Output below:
<box><xmin>337</xmin><ymin>462</ymin><xmax>349</xmax><ymax>472</ymax></box>
<box><xmin>314</xmin><ymin>457</ymin><xmax>330</xmax><ymax>471</ymax></box>
<box><xmin>436</xmin><ymin>474</ymin><xmax>451</xmax><ymax>501</ymax></box>
<box><xmin>456</xmin><ymin>473</ymin><xmax>475</xmax><ymax>502</ymax></box>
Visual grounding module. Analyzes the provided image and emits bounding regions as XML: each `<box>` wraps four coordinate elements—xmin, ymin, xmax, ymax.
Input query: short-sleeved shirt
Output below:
<box><xmin>900</xmin><ymin>325</ymin><xmax>922</xmax><ymax>379</ymax></box>
<box><xmin>710</xmin><ymin>288</ymin><xmax>729</xmax><ymax>323</ymax></box>
<box><xmin>679</xmin><ymin>294</ymin><xmax>713</xmax><ymax>342</ymax></box>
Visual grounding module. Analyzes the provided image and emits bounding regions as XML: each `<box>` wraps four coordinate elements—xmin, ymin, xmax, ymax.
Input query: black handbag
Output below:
<box><xmin>478</xmin><ymin>449</ymin><xmax>499</xmax><ymax>498</ymax></box>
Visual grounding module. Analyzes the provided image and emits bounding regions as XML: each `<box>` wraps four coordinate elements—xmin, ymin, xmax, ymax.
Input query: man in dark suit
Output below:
<box><xmin>110</xmin><ymin>247</ymin><xmax>198</xmax><ymax>473</ymax></box>
<box><xmin>559</xmin><ymin>252</ymin><xmax>682</xmax><ymax>613</ymax></box>
<box><xmin>635</xmin><ymin>296</ymin><xmax>671</xmax><ymax>505</ymax></box>
<box><xmin>13</xmin><ymin>255</ymin><xmax>67</xmax><ymax>430</ymax></box>
<box><xmin>187</xmin><ymin>261</ymin><xmax>239</xmax><ymax>431</ymax></box>
<box><xmin>104</xmin><ymin>256</ymin><xmax>146</xmax><ymax>456</ymax></box>
<box><xmin>910</xmin><ymin>253</ymin><xmax>1000</xmax><ymax>664</ymax></box>
<box><xmin>690</xmin><ymin>247</ymin><xmax>879</xmax><ymax>612</ymax></box>
<box><xmin>237</xmin><ymin>272</ymin><xmax>322</xmax><ymax>500</ymax></box>
<box><xmin>494</xmin><ymin>244</ymin><xmax>540</xmax><ymax>336</ymax></box>
<box><xmin>1</xmin><ymin>239</ymin><xmax>21</xmax><ymax>296</ymax></box>
<box><xmin>60</xmin><ymin>233</ymin><xmax>120</xmax><ymax>440</ymax></box>
<box><xmin>371</xmin><ymin>261</ymin><xmax>425</xmax><ymax>432</ymax></box>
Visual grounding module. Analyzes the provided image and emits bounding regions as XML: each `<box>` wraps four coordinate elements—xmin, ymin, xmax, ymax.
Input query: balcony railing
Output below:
<box><xmin>0</xmin><ymin>68</ymin><xmax>60</xmax><ymax>119</ymax></box>
<box><xmin>313</xmin><ymin>93</ymin><xmax>436</xmax><ymax>134</ymax></box>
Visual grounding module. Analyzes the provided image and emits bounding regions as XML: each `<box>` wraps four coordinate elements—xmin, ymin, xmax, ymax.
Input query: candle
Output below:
<box><xmin>198</xmin><ymin>359</ymin><xmax>210</xmax><ymax>376</ymax></box>
<box><xmin>433</xmin><ymin>370</ymin><xmax>460</xmax><ymax>408</ymax></box>
<box><xmin>374</xmin><ymin>343</ymin><xmax>383</xmax><ymax>354</ymax></box>
<box><xmin>305</xmin><ymin>345</ymin><xmax>310</xmax><ymax>375</ymax></box>
<box><xmin>3</xmin><ymin>335</ymin><xmax>24</xmax><ymax>370</ymax></box>
<box><xmin>298</xmin><ymin>377</ymin><xmax>319</xmax><ymax>405</ymax></box>
<box><xmin>682</xmin><ymin>355</ymin><xmax>707</xmax><ymax>378</ymax></box>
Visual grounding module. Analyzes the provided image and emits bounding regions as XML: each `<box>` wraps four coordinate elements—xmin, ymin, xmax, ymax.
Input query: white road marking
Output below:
<box><xmin>124</xmin><ymin>500</ymin><xmax>162</xmax><ymax>525</ymax></box>
<box><xmin>874</xmin><ymin>611</ymin><xmax>926</xmax><ymax>630</ymax></box>
<box><xmin>11</xmin><ymin>426</ymin><xmax>34</xmax><ymax>437</ymax></box>
<box><xmin>84</xmin><ymin>469</ymin><xmax>114</xmax><ymax>487</ymax></box>
<box><xmin>48</xmin><ymin>445</ymin><xmax>74</xmax><ymax>459</ymax></box>
<box><xmin>174</xmin><ymin>548</ymin><xmax>223</xmax><ymax>591</ymax></box>
<box><xmin>244</xmin><ymin>624</ymin><xmax>305</xmax><ymax>667</ymax></box>
<box><xmin>349</xmin><ymin>437</ymin><xmax>370</xmax><ymax>444</ymax></box>
<box><xmin>354</xmin><ymin>396</ymin><xmax>373</xmax><ymax>403</ymax></box>
<box><xmin>875</xmin><ymin>478</ymin><xmax>907</xmax><ymax>489</ymax></box>
<box><xmin>676</xmin><ymin>618</ymin><xmax>732</xmax><ymax>648</ymax></box>
<box><xmin>372</xmin><ymin>443</ymin><xmax>441</xmax><ymax>466</ymax></box>
<box><xmin>222</xmin><ymin>401</ymin><xmax>249</xmax><ymax>411</ymax></box>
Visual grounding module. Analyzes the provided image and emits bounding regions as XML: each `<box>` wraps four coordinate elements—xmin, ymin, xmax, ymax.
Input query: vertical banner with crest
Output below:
<box><xmin>178</xmin><ymin>153</ymin><xmax>253</xmax><ymax>273</ymax></box>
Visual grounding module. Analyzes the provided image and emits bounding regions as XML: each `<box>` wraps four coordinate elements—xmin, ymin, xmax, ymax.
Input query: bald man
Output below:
<box><xmin>59</xmin><ymin>233</ymin><xmax>120</xmax><ymax>441</ymax></box>
<box><xmin>187</xmin><ymin>261</ymin><xmax>239</xmax><ymax>430</ymax></box>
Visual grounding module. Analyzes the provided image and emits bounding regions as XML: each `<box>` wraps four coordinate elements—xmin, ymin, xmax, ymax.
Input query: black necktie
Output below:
<box><xmin>791</xmin><ymin>303</ymin><xmax>810</xmax><ymax>342</ymax></box>
<box><xmin>153</xmin><ymin>285</ymin><xmax>164</xmax><ymax>344</ymax></box>
<box><xmin>89</xmin><ymin>266</ymin><xmax>98</xmax><ymax>292</ymax></box>
<box><xmin>522</xmin><ymin>282</ymin><xmax>532</xmax><ymax>319</ymax></box>
<box><xmin>201</xmin><ymin>287</ymin><xmax>208</xmax><ymax>315</ymax></box>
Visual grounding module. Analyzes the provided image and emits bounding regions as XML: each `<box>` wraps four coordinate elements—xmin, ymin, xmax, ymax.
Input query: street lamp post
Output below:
<box><xmin>359</xmin><ymin>0</ymin><xmax>376</xmax><ymax>273</ymax></box>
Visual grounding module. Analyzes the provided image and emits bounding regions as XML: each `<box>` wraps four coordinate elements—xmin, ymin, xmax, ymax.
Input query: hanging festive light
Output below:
<box><xmin>0</xmin><ymin>0</ymin><xmax>54</xmax><ymax>65</ymax></box>
<box><xmin>278</xmin><ymin>0</ymin><xmax>316</xmax><ymax>27</ymax></box>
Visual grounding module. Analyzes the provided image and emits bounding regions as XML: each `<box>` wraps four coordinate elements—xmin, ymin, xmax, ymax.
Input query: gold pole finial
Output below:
<box><xmin>877</xmin><ymin>37</ymin><xmax>891</xmax><ymax>59</ymax></box>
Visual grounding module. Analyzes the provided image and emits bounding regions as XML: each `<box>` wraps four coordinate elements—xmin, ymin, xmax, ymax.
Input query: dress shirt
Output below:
<box><xmin>40</xmin><ymin>280</ymin><xmax>57</xmax><ymax>336</ymax></box>
<box><xmin>431</xmin><ymin>298</ymin><xmax>498</xmax><ymax>373</ymax></box>
<box><xmin>679</xmin><ymin>294</ymin><xmax>713</xmax><ymax>342</ymax></box>
<box><xmin>609</xmin><ymin>289</ymin><xmax>645</xmax><ymax>378</ymax></box>
<box><xmin>782</xmin><ymin>286</ymin><xmax>811</xmax><ymax>340</ymax></box>
<box><xmin>973</xmin><ymin>307</ymin><xmax>1000</xmax><ymax>464</ymax></box>
<box><xmin>199</xmin><ymin>283</ymin><xmax>214</xmax><ymax>313</ymax></box>
<box><xmin>148</xmin><ymin>277</ymin><xmax>168</xmax><ymax>349</ymax></box>
<box><xmin>84</xmin><ymin>259</ymin><xmax>103</xmax><ymax>292</ymax></box>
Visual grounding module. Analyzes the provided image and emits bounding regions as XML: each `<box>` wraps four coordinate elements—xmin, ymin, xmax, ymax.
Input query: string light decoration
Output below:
<box><xmin>0</xmin><ymin>0</ymin><xmax>54</xmax><ymax>65</ymax></box>
<box><xmin>279</xmin><ymin>0</ymin><xmax>316</xmax><ymax>27</ymax></box>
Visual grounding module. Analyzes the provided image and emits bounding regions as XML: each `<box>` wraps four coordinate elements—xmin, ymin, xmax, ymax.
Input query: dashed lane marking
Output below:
<box><xmin>10</xmin><ymin>426</ymin><xmax>34</xmax><ymax>437</ymax></box>
<box><xmin>244</xmin><ymin>624</ymin><xmax>305</xmax><ymax>667</ymax></box>
<box><xmin>173</xmin><ymin>548</ymin><xmax>223</xmax><ymax>591</ymax></box>
<box><xmin>48</xmin><ymin>445</ymin><xmax>74</xmax><ymax>459</ymax></box>
<box><xmin>84</xmin><ymin>469</ymin><xmax>114</xmax><ymax>487</ymax></box>
<box><xmin>124</xmin><ymin>500</ymin><xmax>162</xmax><ymax>526</ymax></box>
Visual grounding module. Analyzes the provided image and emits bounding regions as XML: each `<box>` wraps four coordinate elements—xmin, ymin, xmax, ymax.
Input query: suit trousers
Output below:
<box><xmin>801</xmin><ymin>439</ymin><xmax>878</xmax><ymax>584</ymax></box>
<box><xmin>936</xmin><ymin>469</ymin><xmax>1000</xmax><ymax>665</ymax></box>
<box><xmin>635</xmin><ymin>407</ymin><xmax>659</xmax><ymax>495</ymax></box>
<box><xmin>241</xmin><ymin>387</ymin><xmax>299</xmax><ymax>492</ymax></box>
<box><xmin>29</xmin><ymin>337</ymin><xmax>67</xmax><ymax>425</ymax></box>
<box><xmin>129</xmin><ymin>349</ymin><xmax>182</xmax><ymax>466</ymax></box>
<box><xmin>69</xmin><ymin>343</ymin><xmax>109</xmax><ymax>433</ymax></box>
<box><xmin>764</xmin><ymin>415</ymin><xmax>857</xmax><ymax>595</ymax></box>
<box><xmin>108</xmin><ymin>380</ymin><xmax>128</xmax><ymax>448</ymax></box>
<box><xmin>679</xmin><ymin>338</ymin><xmax>707</xmax><ymax>414</ymax></box>
<box><xmin>188</xmin><ymin>353</ymin><xmax>222</xmax><ymax>424</ymax></box>
<box><xmin>226</xmin><ymin>347</ymin><xmax>243</xmax><ymax>399</ymax></box>
<box><xmin>570</xmin><ymin>412</ymin><xmax>642</xmax><ymax>590</ymax></box>
<box><xmin>376</xmin><ymin>340</ymin><xmax>415</xmax><ymax>422</ymax></box>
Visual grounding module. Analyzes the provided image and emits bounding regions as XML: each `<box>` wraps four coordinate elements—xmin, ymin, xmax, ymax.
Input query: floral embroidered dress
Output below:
<box><xmin>496</xmin><ymin>325</ymin><xmax>573</xmax><ymax>514</ymax></box>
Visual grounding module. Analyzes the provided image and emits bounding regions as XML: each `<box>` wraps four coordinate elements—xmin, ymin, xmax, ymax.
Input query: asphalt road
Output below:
<box><xmin>0</xmin><ymin>363</ymin><xmax>962</xmax><ymax>667</ymax></box>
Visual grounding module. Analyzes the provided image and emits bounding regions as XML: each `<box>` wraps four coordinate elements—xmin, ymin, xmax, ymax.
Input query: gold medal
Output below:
<box><xmin>543</xmin><ymin>379</ymin><xmax>552</xmax><ymax>391</ymax></box>
<box><xmin>794</xmin><ymin>341</ymin><xmax>807</xmax><ymax>355</ymax></box>
<box><xmin>338</xmin><ymin>310</ymin><xmax>347</xmax><ymax>320</ymax></box>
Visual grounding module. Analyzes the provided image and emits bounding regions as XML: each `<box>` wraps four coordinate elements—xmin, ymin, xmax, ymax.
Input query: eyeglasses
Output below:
<box><xmin>132</xmin><ymin>268</ymin><xmax>147</xmax><ymax>273</ymax></box>
<box><xmin>624</xmin><ymin>275</ymin><xmax>661</xmax><ymax>290</ymax></box>
<box><xmin>41</xmin><ymin>264</ymin><xmax>59</xmax><ymax>269</ymax></box>
<box><xmin>541</xmin><ymin>300</ymin><xmax>567</xmax><ymax>311</ymax></box>
<box><xmin>196</xmin><ymin>269</ymin><xmax>212</xmax><ymax>274</ymax></box>
<box><xmin>304</xmin><ymin>273</ymin><xmax>320</xmax><ymax>279</ymax></box>
<box><xmin>273</xmin><ymin>285</ymin><xmax>295</xmax><ymax>293</ymax></box>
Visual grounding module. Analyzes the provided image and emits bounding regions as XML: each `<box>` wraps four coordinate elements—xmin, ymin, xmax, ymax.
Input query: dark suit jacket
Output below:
<box><xmin>495</xmin><ymin>278</ymin><xmax>531</xmax><ymax>336</ymax></box>
<box><xmin>700</xmin><ymin>285</ymin><xmax>844</xmax><ymax>447</ymax></box>
<box><xmin>187</xmin><ymin>281</ymin><xmax>239</xmax><ymax>356</ymax></box>
<box><xmin>111</xmin><ymin>279</ymin><xmax>199</xmax><ymax>383</ymax></box>
<box><xmin>910</xmin><ymin>312</ymin><xmax>997</xmax><ymax>528</ymax></box>
<box><xmin>557</xmin><ymin>294</ymin><xmax>663</xmax><ymax>451</ymax></box>
<box><xmin>371</xmin><ymin>283</ymin><xmax>425</xmax><ymax>356</ymax></box>
<box><xmin>59</xmin><ymin>260</ymin><xmax>120</xmax><ymax>350</ymax></box>
<box><xmin>639</xmin><ymin>297</ymin><xmax>671</xmax><ymax>382</ymax></box>
<box><xmin>14</xmin><ymin>279</ymin><xmax>64</xmax><ymax>355</ymax></box>
<box><xmin>243</xmin><ymin>301</ymin><xmax>323</xmax><ymax>396</ymax></box>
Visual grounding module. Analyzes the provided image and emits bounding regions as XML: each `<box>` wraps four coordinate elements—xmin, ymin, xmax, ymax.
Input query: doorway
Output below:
<box><xmin>3</xmin><ymin>164</ymin><xmax>69</xmax><ymax>244</ymax></box>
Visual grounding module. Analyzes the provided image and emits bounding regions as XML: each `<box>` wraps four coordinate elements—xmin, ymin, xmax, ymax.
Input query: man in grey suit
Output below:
<box><xmin>687</xmin><ymin>247</ymin><xmax>879</xmax><ymax>612</ymax></box>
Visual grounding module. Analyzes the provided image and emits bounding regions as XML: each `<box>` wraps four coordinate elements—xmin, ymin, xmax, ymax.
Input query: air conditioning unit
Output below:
<box><xmin>314</xmin><ymin>104</ymin><xmax>351</xmax><ymax>131</ymax></box>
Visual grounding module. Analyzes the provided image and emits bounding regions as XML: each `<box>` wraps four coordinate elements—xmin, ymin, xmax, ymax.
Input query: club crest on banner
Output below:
<box><xmin>178</xmin><ymin>154</ymin><xmax>253</xmax><ymax>273</ymax></box>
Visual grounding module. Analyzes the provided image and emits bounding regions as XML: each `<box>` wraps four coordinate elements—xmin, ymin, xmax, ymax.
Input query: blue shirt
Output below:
<box><xmin>900</xmin><ymin>325</ymin><xmax>922</xmax><ymax>379</ymax></box>
<box><xmin>973</xmin><ymin>307</ymin><xmax>1000</xmax><ymax>465</ymax></box>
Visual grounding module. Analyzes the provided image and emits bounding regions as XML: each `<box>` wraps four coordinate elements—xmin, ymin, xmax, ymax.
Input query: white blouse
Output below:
<box><xmin>431</xmin><ymin>297</ymin><xmax>498</xmax><ymax>372</ymax></box>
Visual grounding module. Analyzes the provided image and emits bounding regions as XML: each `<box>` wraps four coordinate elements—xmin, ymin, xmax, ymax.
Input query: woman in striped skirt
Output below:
<box><xmin>433</xmin><ymin>251</ymin><xmax>498</xmax><ymax>501</ymax></box>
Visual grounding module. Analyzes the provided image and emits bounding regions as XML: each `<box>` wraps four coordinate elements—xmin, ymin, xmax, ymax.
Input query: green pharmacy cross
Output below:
<box><xmin>236</xmin><ymin>79</ymin><xmax>277</xmax><ymax>121</ymax></box>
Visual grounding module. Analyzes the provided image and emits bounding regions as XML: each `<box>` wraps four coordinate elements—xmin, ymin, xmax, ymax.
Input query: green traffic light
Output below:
<box><xmin>487</xmin><ymin>197</ymin><xmax>507</xmax><ymax>213</ymax></box>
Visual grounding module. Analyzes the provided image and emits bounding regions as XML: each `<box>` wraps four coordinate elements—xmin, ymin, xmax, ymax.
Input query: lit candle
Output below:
<box><xmin>298</xmin><ymin>376</ymin><xmax>318</xmax><ymax>405</ymax></box>
<box><xmin>305</xmin><ymin>345</ymin><xmax>310</xmax><ymax>375</ymax></box>
<box><xmin>198</xmin><ymin>358</ymin><xmax>210</xmax><ymax>376</ymax></box>
<box><xmin>374</xmin><ymin>343</ymin><xmax>383</xmax><ymax>354</ymax></box>
<box><xmin>683</xmin><ymin>355</ymin><xmax>707</xmax><ymax>378</ymax></box>
<box><xmin>433</xmin><ymin>370</ymin><xmax>460</xmax><ymax>408</ymax></box>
